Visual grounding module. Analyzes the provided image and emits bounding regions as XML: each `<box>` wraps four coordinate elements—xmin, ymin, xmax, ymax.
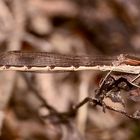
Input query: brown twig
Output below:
<box><xmin>21</xmin><ymin>73</ymin><xmax>57</xmax><ymax>114</ymax></box>
<box><xmin>0</xmin><ymin>52</ymin><xmax>139</xmax><ymax>74</ymax></box>
<box><xmin>39</xmin><ymin>73</ymin><xmax>140</xmax><ymax>122</ymax></box>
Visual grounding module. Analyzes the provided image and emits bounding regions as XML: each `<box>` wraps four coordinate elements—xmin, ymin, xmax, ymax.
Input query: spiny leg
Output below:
<box><xmin>99</xmin><ymin>70</ymin><xmax>113</xmax><ymax>88</ymax></box>
<box><xmin>131</xmin><ymin>74</ymin><xmax>140</xmax><ymax>88</ymax></box>
<box><xmin>96</xmin><ymin>70</ymin><xmax>114</xmax><ymax>112</ymax></box>
<box><xmin>131</xmin><ymin>74</ymin><xmax>140</xmax><ymax>83</ymax></box>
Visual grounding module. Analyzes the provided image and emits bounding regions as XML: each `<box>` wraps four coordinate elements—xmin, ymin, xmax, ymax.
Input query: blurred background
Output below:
<box><xmin>0</xmin><ymin>0</ymin><xmax>140</xmax><ymax>140</ymax></box>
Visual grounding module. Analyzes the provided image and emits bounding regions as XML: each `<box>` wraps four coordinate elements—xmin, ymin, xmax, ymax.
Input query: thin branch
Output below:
<box><xmin>22</xmin><ymin>73</ymin><xmax>57</xmax><ymax>114</ymax></box>
<box><xmin>21</xmin><ymin>72</ymin><xmax>140</xmax><ymax>123</ymax></box>
<box><xmin>0</xmin><ymin>52</ymin><xmax>139</xmax><ymax>74</ymax></box>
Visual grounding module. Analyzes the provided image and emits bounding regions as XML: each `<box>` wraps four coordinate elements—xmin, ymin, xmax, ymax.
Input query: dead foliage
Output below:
<box><xmin>0</xmin><ymin>0</ymin><xmax>140</xmax><ymax>140</ymax></box>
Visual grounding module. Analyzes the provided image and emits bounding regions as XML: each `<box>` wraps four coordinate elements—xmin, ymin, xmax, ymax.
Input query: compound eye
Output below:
<box><xmin>118</xmin><ymin>81</ymin><xmax>129</xmax><ymax>90</ymax></box>
<box><xmin>104</xmin><ymin>76</ymin><xmax>115</xmax><ymax>87</ymax></box>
